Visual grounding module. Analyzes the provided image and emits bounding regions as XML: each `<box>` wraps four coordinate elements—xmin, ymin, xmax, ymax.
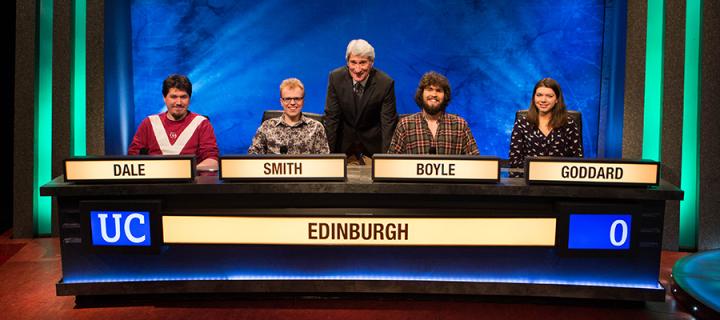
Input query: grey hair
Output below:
<box><xmin>345</xmin><ymin>39</ymin><xmax>375</xmax><ymax>61</ymax></box>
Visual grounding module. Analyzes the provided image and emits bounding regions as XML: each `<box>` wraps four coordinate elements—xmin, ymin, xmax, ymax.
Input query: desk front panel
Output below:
<box><xmin>52</xmin><ymin>187</ymin><xmax>667</xmax><ymax>300</ymax></box>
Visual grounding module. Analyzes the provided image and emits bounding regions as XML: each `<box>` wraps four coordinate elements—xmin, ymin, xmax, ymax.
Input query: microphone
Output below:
<box><xmin>280</xmin><ymin>146</ymin><xmax>288</xmax><ymax>154</ymax></box>
<box><xmin>428</xmin><ymin>147</ymin><xmax>436</xmax><ymax>154</ymax></box>
<box><xmin>140</xmin><ymin>148</ymin><xmax>149</xmax><ymax>155</ymax></box>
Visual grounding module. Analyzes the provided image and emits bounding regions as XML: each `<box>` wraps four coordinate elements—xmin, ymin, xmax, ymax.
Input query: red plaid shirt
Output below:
<box><xmin>388</xmin><ymin>112</ymin><xmax>479</xmax><ymax>155</ymax></box>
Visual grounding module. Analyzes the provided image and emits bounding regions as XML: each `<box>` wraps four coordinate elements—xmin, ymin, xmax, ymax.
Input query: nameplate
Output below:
<box><xmin>220</xmin><ymin>155</ymin><xmax>346</xmax><ymax>181</ymax></box>
<box><xmin>526</xmin><ymin>158</ymin><xmax>659</xmax><ymax>186</ymax></box>
<box><xmin>163</xmin><ymin>216</ymin><xmax>556</xmax><ymax>246</ymax></box>
<box><xmin>64</xmin><ymin>156</ymin><xmax>195</xmax><ymax>183</ymax></box>
<box><xmin>372</xmin><ymin>155</ymin><xmax>499</xmax><ymax>183</ymax></box>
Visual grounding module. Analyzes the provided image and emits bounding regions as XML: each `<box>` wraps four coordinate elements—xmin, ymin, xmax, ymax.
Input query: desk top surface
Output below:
<box><xmin>41</xmin><ymin>166</ymin><xmax>683</xmax><ymax>201</ymax></box>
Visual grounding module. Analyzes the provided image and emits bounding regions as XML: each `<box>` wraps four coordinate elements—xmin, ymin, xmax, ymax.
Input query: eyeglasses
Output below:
<box><xmin>281</xmin><ymin>97</ymin><xmax>304</xmax><ymax>103</ymax></box>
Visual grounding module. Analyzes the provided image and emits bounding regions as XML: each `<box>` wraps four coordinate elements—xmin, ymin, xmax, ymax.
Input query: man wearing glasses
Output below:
<box><xmin>248</xmin><ymin>78</ymin><xmax>330</xmax><ymax>154</ymax></box>
<box><xmin>324</xmin><ymin>39</ymin><xmax>398</xmax><ymax>164</ymax></box>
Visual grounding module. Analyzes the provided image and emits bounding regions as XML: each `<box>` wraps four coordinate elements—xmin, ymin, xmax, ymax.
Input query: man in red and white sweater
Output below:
<box><xmin>128</xmin><ymin>74</ymin><xmax>219</xmax><ymax>170</ymax></box>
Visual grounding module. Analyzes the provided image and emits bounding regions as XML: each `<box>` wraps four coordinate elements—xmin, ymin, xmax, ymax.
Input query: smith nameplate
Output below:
<box><xmin>220</xmin><ymin>155</ymin><xmax>346</xmax><ymax>181</ymax></box>
<box><xmin>373</xmin><ymin>155</ymin><xmax>499</xmax><ymax>183</ymax></box>
<box><xmin>527</xmin><ymin>158</ymin><xmax>659</xmax><ymax>186</ymax></box>
<box><xmin>64</xmin><ymin>157</ymin><xmax>194</xmax><ymax>182</ymax></box>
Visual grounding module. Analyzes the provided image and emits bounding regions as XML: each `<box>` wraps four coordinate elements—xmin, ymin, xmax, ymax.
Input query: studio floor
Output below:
<box><xmin>0</xmin><ymin>230</ymin><xmax>695</xmax><ymax>320</ymax></box>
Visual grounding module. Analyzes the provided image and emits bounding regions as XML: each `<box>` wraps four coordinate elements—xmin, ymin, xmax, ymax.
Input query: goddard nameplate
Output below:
<box><xmin>527</xmin><ymin>158</ymin><xmax>659</xmax><ymax>186</ymax></box>
<box><xmin>373</xmin><ymin>155</ymin><xmax>499</xmax><ymax>183</ymax></box>
<box><xmin>64</xmin><ymin>156</ymin><xmax>195</xmax><ymax>182</ymax></box>
<box><xmin>220</xmin><ymin>155</ymin><xmax>346</xmax><ymax>181</ymax></box>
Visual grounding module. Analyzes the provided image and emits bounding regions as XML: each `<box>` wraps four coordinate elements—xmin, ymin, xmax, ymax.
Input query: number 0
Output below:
<box><xmin>610</xmin><ymin>220</ymin><xmax>628</xmax><ymax>246</ymax></box>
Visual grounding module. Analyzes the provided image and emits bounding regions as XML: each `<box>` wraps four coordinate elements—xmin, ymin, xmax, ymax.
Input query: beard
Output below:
<box><xmin>168</xmin><ymin>107</ymin><xmax>188</xmax><ymax>120</ymax></box>
<box><xmin>169</xmin><ymin>112</ymin><xmax>184</xmax><ymax>120</ymax></box>
<box><xmin>421</xmin><ymin>100</ymin><xmax>445</xmax><ymax>116</ymax></box>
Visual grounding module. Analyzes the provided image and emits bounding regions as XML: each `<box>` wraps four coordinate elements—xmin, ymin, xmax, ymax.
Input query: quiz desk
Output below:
<box><xmin>40</xmin><ymin>166</ymin><xmax>683</xmax><ymax>301</ymax></box>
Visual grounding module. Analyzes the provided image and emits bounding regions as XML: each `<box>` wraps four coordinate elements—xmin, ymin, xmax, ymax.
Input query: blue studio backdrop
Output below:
<box><xmin>105</xmin><ymin>0</ymin><xmax>626</xmax><ymax>158</ymax></box>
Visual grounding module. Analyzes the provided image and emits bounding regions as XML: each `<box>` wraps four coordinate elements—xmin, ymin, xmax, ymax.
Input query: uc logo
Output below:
<box><xmin>90</xmin><ymin>211</ymin><xmax>151</xmax><ymax>246</ymax></box>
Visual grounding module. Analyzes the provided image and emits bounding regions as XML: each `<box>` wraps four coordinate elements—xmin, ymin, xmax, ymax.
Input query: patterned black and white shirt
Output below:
<box><xmin>508</xmin><ymin>115</ymin><xmax>583</xmax><ymax>168</ymax></box>
<box><xmin>248</xmin><ymin>115</ymin><xmax>330</xmax><ymax>154</ymax></box>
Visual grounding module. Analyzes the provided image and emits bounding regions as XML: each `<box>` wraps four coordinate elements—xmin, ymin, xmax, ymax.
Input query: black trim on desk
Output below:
<box><xmin>56</xmin><ymin>279</ymin><xmax>666</xmax><ymax>301</ymax></box>
<box><xmin>39</xmin><ymin>175</ymin><xmax>684</xmax><ymax>201</ymax></box>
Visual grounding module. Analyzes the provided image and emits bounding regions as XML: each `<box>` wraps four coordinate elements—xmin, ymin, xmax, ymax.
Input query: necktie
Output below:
<box><xmin>353</xmin><ymin>82</ymin><xmax>364</xmax><ymax>97</ymax></box>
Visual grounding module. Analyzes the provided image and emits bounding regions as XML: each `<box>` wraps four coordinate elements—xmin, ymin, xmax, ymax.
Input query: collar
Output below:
<box><xmin>420</xmin><ymin>111</ymin><xmax>446</xmax><ymax>122</ymax></box>
<box><xmin>272</xmin><ymin>114</ymin><xmax>309</xmax><ymax>128</ymax></box>
<box><xmin>163</xmin><ymin>111</ymin><xmax>193</xmax><ymax>122</ymax></box>
<box><xmin>352</xmin><ymin>77</ymin><xmax>369</xmax><ymax>88</ymax></box>
<box><xmin>348</xmin><ymin>67</ymin><xmax>372</xmax><ymax>88</ymax></box>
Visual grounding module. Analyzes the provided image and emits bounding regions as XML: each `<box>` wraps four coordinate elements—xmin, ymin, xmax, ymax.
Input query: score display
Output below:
<box><xmin>567</xmin><ymin>214</ymin><xmax>631</xmax><ymax>250</ymax></box>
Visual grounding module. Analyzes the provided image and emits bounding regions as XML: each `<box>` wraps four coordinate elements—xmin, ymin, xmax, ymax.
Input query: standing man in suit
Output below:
<box><xmin>324</xmin><ymin>39</ymin><xmax>398</xmax><ymax>164</ymax></box>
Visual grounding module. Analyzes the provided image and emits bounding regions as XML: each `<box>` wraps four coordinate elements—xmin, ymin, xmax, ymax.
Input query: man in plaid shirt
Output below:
<box><xmin>388</xmin><ymin>72</ymin><xmax>479</xmax><ymax>155</ymax></box>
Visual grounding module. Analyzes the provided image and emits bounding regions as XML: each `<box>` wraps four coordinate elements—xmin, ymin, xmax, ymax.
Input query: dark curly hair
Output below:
<box><xmin>414</xmin><ymin>71</ymin><xmax>451</xmax><ymax>111</ymax></box>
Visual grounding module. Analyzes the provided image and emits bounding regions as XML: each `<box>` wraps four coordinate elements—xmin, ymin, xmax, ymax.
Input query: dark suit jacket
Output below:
<box><xmin>324</xmin><ymin>66</ymin><xmax>398</xmax><ymax>155</ymax></box>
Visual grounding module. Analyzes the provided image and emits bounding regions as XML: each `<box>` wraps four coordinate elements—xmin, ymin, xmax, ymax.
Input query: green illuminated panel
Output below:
<box><xmin>679</xmin><ymin>0</ymin><xmax>702</xmax><ymax>250</ymax></box>
<box><xmin>71</xmin><ymin>0</ymin><xmax>87</xmax><ymax>156</ymax></box>
<box><xmin>34</xmin><ymin>0</ymin><xmax>53</xmax><ymax>235</ymax></box>
<box><xmin>641</xmin><ymin>0</ymin><xmax>664</xmax><ymax>162</ymax></box>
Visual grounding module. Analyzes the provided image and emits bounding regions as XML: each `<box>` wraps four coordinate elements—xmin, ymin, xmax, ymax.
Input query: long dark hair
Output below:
<box><xmin>526</xmin><ymin>78</ymin><xmax>567</xmax><ymax>129</ymax></box>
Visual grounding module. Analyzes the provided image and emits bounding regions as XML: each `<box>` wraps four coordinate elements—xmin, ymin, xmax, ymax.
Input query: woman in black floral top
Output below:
<box><xmin>509</xmin><ymin>78</ymin><xmax>583</xmax><ymax>168</ymax></box>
